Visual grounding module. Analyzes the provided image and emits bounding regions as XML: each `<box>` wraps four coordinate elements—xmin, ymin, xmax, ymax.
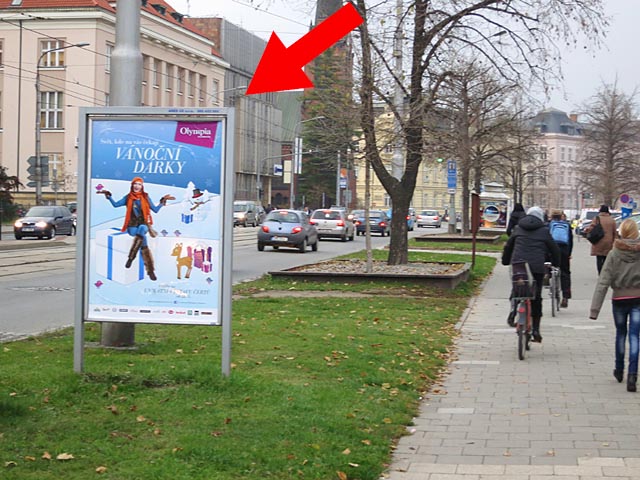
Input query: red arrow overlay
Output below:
<box><xmin>246</xmin><ymin>3</ymin><xmax>363</xmax><ymax>95</ymax></box>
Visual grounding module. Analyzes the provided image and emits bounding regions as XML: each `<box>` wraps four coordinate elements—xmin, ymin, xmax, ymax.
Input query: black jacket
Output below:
<box><xmin>506</xmin><ymin>210</ymin><xmax>526</xmax><ymax>236</ymax></box>
<box><xmin>502</xmin><ymin>214</ymin><xmax>561</xmax><ymax>274</ymax></box>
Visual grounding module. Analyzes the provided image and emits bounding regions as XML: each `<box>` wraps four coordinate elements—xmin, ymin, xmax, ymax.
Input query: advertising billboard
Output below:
<box><xmin>77</xmin><ymin>109</ymin><xmax>233</xmax><ymax>327</ymax></box>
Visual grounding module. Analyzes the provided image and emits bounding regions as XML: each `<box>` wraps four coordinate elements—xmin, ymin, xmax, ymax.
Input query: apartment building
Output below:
<box><xmin>0</xmin><ymin>0</ymin><xmax>228</xmax><ymax>206</ymax></box>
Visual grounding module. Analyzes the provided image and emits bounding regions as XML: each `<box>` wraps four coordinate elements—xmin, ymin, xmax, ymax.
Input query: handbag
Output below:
<box><xmin>586</xmin><ymin>216</ymin><xmax>605</xmax><ymax>245</ymax></box>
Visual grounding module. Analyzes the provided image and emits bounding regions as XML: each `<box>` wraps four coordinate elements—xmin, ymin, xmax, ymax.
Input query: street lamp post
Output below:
<box><xmin>35</xmin><ymin>42</ymin><xmax>89</xmax><ymax>205</ymax></box>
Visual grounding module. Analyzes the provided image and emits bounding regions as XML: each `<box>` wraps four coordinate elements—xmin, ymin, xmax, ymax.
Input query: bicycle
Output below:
<box><xmin>544</xmin><ymin>262</ymin><xmax>561</xmax><ymax>317</ymax></box>
<box><xmin>510</xmin><ymin>262</ymin><xmax>536</xmax><ymax>360</ymax></box>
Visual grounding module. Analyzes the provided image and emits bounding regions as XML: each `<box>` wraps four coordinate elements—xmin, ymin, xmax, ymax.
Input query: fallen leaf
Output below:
<box><xmin>24</xmin><ymin>456</ymin><xmax>36</xmax><ymax>462</ymax></box>
<box><xmin>176</xmin><ymin>349</ymin><xmax>184</xmax><ymax>354</ymax></box>
<box><xmin>546</xmin><ymin>450</ymin><xmax>555</xmax><ymax>456</ymax></box>
<box><xmin>56</xmin><ymin>453</ymin><xmax>74</xmax><ymax>461</ymax></box>
<box><xmin>42</xmin><ymin>452</ymin><xmax>52</xmax><ymax>460</ymax></box>
<box><xmin>349</xmin><ymin>462</ymin><xmax>359</xmax><ymax>467</ymax></box>
<box><xmin>503</xmin><ymin>451</ymin><xmax>511</xmax><ymax>457</ymax></box>
<box><xmin>342</xmin><ymin>448</ymin><xmax>351</xmax><ymax>455</ymax></box>
<box><xmin>96</xmin><ymin>466</ymin><xmax>108</xmax><ymax>474</ymax></box>
<box><xmin>382</xmin><ymin>418</ymin><xmax>392</xmax><ymax>424</ymax></box>
<box><xmin>361</xmin><ymin>439</ymin><xmax>371</xmax><ymax>445</ymax></box>
<box><xmin>337</xmin><ymin>471</ymin><xmax>348</xmax><ymax>480</ymax></box>
<box><xmin>106</xmin><ymin>405</ymin><xmax>119</xmax><ymax>415</ymax></box>
<box><xmin>136</xmin><ymin>415</ymin><xmax>146</xmax><ymax>422</ymax></box>
<box><xmin>4</xmin><ymin>461</ymin><xmax>17</xmax><ymax>468</ymax></box>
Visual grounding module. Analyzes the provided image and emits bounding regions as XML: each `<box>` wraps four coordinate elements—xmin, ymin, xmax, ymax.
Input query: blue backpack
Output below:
<box><xmin>550</xmin><ymin>220</ymin><xmax>570</xmax><ymax>245</ymax></box>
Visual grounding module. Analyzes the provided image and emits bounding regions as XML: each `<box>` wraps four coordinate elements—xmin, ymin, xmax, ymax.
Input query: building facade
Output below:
<box><xmin>530</xmin><ymin>108</ymin><xmax>588</xmax><ymax>213</ymax></box>
<box><xmin>0</xmin><ymin>0</ymin><xmax>227</xmax><ymax>206</ymax></box>
<box><xmin>188</xmin><ymin>17</ymin><xmax>282</xmax><ymax>204</ymax></box>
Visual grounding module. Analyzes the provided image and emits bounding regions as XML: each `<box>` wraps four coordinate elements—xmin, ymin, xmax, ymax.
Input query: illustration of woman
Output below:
<box><xmin>97</xmin><ymin>177</ymin><xmax>173</xmax><ymax>281</ymax></box>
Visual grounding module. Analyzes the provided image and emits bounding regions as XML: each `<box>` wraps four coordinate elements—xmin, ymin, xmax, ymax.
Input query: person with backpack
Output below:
<box><xmin>549</xmin><ymin>209</ymin><xmax>573</xmax><ymax>307</ymax></box>
<box><xmin>585</xmin><ymin>204</ymin><xmax>619</xmax><ymax>274</ymax></box>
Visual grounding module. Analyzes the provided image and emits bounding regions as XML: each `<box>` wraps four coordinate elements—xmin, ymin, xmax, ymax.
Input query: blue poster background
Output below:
<box><xmin>86</xmin><ymin>118</ymin><xmax>224</xmax><ymax>325</ymax></box>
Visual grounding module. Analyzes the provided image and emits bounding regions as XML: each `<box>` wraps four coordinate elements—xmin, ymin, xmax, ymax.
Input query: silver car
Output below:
<box><xmin>416</xmin><ymin>210</ymin><xmax>442</xmax><ymax>228</ymax></box>
<box><xmin>310</xmin><ymin>209</ymin><xmax>355</xmax><ymax>242</ymax></box>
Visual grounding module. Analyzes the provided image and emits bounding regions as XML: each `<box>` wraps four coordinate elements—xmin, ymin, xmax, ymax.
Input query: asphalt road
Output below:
<box><xmin>0</xmin><ymin>225</ymin><xmax>440</xmax><ymax>341</ymax></box>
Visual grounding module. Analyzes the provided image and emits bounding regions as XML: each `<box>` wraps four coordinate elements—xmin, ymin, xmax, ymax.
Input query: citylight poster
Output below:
<box><xmin>85</xmin><ymin>117</ymin><xmax>225</xmax><ymax>325</ymax></box>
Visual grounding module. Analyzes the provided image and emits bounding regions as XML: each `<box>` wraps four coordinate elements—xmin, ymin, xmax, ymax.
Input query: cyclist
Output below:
<box><xmin>502</xmin><ymin>206</ymin><xmax>561</xmax><ymax>342</ymax></box>
<box><xmin>549</xmin><ymin>209</ymin><xmax>573</xmax><ymax>308</ymax></box>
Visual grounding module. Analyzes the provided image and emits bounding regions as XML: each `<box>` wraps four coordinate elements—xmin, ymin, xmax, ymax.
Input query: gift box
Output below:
<box><xmin>202</xmin><ymin>261</ymin><xmax>212</xmax><ymax>273</ymax></box>
<box><xmin>181</xmin><ymin>213</ymin><xmax>194</xmax><ymax>224</ymax></box>
<box><xmin>95</xmin><ymin>228</ymin><xmax>144</xmax><ymax>284</ymax></box>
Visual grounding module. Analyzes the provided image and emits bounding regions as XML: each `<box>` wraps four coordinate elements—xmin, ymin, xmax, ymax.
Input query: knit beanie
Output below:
<box><xmin>526</xmin><ymin>206</ymin><xmax>544</xmax><ymax>222</ymax></box>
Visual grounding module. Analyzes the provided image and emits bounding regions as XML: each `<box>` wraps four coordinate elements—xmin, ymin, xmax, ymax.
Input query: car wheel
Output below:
<box><xmin>298</xmin><ymin>238</ymin><xmax>307</xmax><ymax>253</ymax></box>
<box><xmin>273</xmin><ymin>246</ymin><xmax>279</xmax><ymax>250</ymax></box>
<box><xmin>14</xmin><ymin>234</ymin><xmax>22</xmax><ymax>240</ymax></box>
<box><xmin>69</xmin><ymin>225</ymin><xmax>76</xmax><ymax>236</ymax></box>
<box><xmin>317</xmin><ymin>235</ymin><xmax>322</xmax><ymax>241</ymax></box>
<box><xmin>311</xmin><ymin>239</ymin><xmax>318</xmax><ymax>251</ymax></box>
<box><xmin>349</xmin><ymin>232</ymin><xmax>354</xmax><ymax>241</ymax></box>
<box><xmin>257</xmin><ymin>242</ymin><xmax>265</xmax><ymax>251</ymax></box>
<box><xmin>48</xmin><ymin>227</ymin><xmax>56</xmax><ymax>239</ymax></box>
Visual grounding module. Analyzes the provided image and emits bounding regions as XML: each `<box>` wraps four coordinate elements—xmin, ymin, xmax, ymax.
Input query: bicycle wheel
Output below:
<box><xmin>555</xmin><ymin>277</ymin><xmax>562</xmax><ymax>313</ymax></box>
<box><xmin>550</xmin><ymin>276</ymin><xmax>557</xmax><ymax>317</ymax></box>
<box><xmin>518</xmin><ymin>328</ymin><xmax>526</xmax><ymax>360</ymax></box>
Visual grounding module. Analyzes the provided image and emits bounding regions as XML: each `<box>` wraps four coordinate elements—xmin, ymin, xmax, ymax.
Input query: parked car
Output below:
<box><xmin>576</xmin><ymin>209</ymin><xmax>600</xmax><ymax>236</ymax></box>
<box><xmin>310</xmin><ymin>209</ymin><xmax>355</xmax><ymax>241</ymax></box>
<box><xmin>233</xmin><ymin>200</ymin><xmax>261</xmax><ymax>227</ymax></box>
<box><xmin>257</xmin><ymin>209</ymin><xmax>319</xmax><ymax>253</ymax></box>
<box><xmin>416</xmin><ymin>210</ymin><xmax>442</xmax><ymax>228</ymax></box>
<box><xmin>354</xmin><ymin>210</ymin><xmax>390</xmax><ymax>236</ymax></box>
<box><xmin>14</xmin><ymin>205</ymin><xmax>75</xmax><ymax>239</ymax></box>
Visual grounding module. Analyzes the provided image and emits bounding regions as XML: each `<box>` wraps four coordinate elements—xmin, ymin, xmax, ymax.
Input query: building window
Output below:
<box><xmin>105</xmin><ymin>43</ymin><xmax>113</xmax><ymax>72</ymax></box>
<box><xmin>153</xmin><ymin>59</ymin><xmax>160</xmax><ymax>87</ymax></box>
<box><xmin>198</xmin><ymin>74</ymin><xmax>205</xmax><ymax>103</ymax></box>
<box><xmin>188</xmin><ymin>71</ymin><xmax>195</xmax><ymax>97</ymax></box>
<box><xmin>211</xmin><ymin>79</ymin><xmax>219</xmax><ymax>105</ymax></box>
<box><xmin>560</xmin><ymin>146</ymin><xmax>565</xmax><ymax>161</ymax></box>
<box><xmin>0</xmin><ymin>40</ymin><xmax>4</xmax><ymax>67</ymax></box>
<box><xmin>40</xmin><ymin>40</ymin><xmax>65</xmax><ymax>67</ymax></box>
<box><xmin>164</xmin><ymin>63</ymin><xmax>173</xmax><ymax>91</ymax></box>
<box><xmin>47</xmin><ymin>153</ymin><xmax>64</xmax><ymax>191</ymax></box>
<box><xmin>105</xmin><ymin>92</ymin><xmax>110</xmax><ymax>106</ymax></box>
<box><xmin>177</xmin><ymin>67</ymin><xmax>184</xmax><ymax>94</ymax></box>
<box><xmin>40</xmin><ymin>91</ymin><xmax>63</xmax><ymax>129</ymax></box>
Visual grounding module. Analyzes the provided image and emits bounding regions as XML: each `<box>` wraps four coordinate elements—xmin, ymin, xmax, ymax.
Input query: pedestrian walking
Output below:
<box><xmin>590</xmin><ymin>218</ymin><xmax>640</xmax><ymax>392</ymax></box>
<box><xmin>502</xmin><ymin>206</ymin><xmax>561</xmax><ymax>342</ymax></box>
<box><xmin>549</xmin><ymin>209</ymin><xmax>573</xmax><ymax>307</ymax></box>
<box><xmin>585</xmin><ymin>204</ymin><xmax>618</xmax><ymax>274</ymax></box>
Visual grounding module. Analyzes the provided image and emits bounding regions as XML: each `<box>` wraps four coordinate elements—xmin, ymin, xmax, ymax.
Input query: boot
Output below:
<box><xmin>614</xmin><ymin>369</ymin><xmax>624</xmax><ymax>383</ymax></box>
<box><xmin>507</xmin><ymin>309</ymin><xmax>517</xmax><ymax>327</ymax></box>
<box><xmin>628</xmin><ymin>373</ymin><xmax>637</xmax><ymax>392</ymax></box>
<box><xmin>141</xmin><ymin>246</ymin><xmax>157</xmax><ymax>281</ymax></box>
<box><xmin>531</xmin><ymin>316</ymin><xmax>542</xmax><ymax>343</ymax></box>
<box><xmin>125</xmin><ymin>235</ymin><xmax>144</xmax><ymax>268</ymax></box>
<box><xmin>561</xmin><ymin>298</ymin><xmax>568</xmax><ymax>308</ymax></box>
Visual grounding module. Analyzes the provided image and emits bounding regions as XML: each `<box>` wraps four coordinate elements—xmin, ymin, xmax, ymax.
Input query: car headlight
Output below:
<box><xmin>14</xmin><ymin>220</ymin><xmax>22</xmax><ymax>228</ymax></box>
<box><xmin>36</xmin><ymin>221</ymin><xmax>48</xmax><ymax>228</ymax></box>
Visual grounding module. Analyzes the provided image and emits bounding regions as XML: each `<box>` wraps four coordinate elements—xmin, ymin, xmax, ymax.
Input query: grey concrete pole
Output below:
<box><xmin>101</xmin><ymin>0</ymin><xmax>142</xmax><ymax>347</ymax></box>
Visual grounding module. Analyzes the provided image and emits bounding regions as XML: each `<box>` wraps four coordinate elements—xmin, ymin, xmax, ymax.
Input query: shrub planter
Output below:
<box><xmin>269</xmin><ymin>259</ymin><xmax>471</xmax><ymax>290</ymax></box>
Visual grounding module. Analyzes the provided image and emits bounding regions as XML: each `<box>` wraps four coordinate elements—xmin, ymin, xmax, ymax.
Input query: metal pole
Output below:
<box><xmin>391</xmin><ymin>0</ymin><xmax>404</xmax><ymax>180</ymax></box>
<box><xmin>448</xmin><ymin>192</ymin><xmax>456</xmax><ymax>234</ymax></box>
<box><xmin>101</xmin><ymin>0</ymin><xmax>142</xmax><ymax>348</ymax></box>
<box><xmin>336</xmin><ymin>150</ymin><xmax>341</xmax><ymax>206</ymax></box>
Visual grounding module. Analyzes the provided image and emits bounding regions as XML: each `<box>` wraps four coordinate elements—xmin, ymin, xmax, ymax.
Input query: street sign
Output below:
<box><xmin>26</xmin><ymin>155</ymin><xmax>50</xmax><ymax>182</ymax></box>
<box><xmin>447</xmin><ymin>159</ymin><xmax>457</xmax><ymax>193</ymax></box>
<box><xmin>273</xmin><ymin>164</ymin><xmax>283</xmax><ymax>176</ymax></box>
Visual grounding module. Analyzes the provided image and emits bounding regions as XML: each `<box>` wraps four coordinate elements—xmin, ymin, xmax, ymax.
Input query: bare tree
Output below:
<box><xmin>354</xmin><ymin>0</ymin><xmax>607</xmax><ymax>264</ymax></box>
<box><xmin>578</xmin><ymin>82</ymin><xmax>640</xmax><ymax>207</ymax></box>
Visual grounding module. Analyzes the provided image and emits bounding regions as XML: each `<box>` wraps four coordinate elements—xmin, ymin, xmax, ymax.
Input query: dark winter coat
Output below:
<box><xmin>506</xmin><ymin>210</ymin><xmax>526</xmax><ymax>236</ymax></box>
<box><xmin>502</xmin><ymin>214</ymin><xmax>561</xmax><ymax>274</ymax></box>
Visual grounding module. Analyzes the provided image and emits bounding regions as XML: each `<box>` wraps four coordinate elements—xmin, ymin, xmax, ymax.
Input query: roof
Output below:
<box><xmin>0</xmin><ymin>0</ymin><xmax>222</xmax><ymax>58</ymax></box>
<box><xmin>532</xmin><ymin>108</ymin><xmax>583</xmax><ymax>136</ymax></box>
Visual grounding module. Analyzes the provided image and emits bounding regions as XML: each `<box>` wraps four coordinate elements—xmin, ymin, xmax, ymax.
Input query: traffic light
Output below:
<box><xmin>26</xmin><ymin>156</ymin><xmax>50</xmax><ymax>186</ymax></box>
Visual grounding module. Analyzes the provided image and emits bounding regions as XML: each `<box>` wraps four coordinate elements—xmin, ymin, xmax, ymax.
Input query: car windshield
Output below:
<box><xmin>266</xmin><ymin>211</ymin><xmax>300</xmax><ymax>223</ymax></box>
<box><xmin>26</xmin><ymin>207</ymin><xmax>56</xmax><ymax>217</ymax></box>
<box><xmin>586</xmin><ymin>211</ymin><xmax>598</xmax><ymax>220</ymax></box>
<box><xmin>312</xmin><ymin>210</ymin><xmax>342</xmax><ymax>220</ymax></box>
<box><xmin>233</xmin><ymin>204</ymin><xmax>251</xmax><ymax>212</ymax></box>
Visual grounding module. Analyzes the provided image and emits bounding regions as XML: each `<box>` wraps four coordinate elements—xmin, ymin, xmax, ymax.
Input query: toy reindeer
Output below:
<box><xmin>170</xmin><ymin>243</ymin><xmax>193</xmax><ymax>279</ymax></box>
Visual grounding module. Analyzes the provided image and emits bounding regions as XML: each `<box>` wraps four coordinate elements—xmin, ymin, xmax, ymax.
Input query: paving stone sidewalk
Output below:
<box><xmin>384</xmin><ymin>238</ymin><xmax>640</xmax><ymax>479</ymax></box>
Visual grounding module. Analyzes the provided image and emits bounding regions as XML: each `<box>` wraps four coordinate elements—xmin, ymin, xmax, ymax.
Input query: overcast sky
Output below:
<box><xmin>167</xmin><ymin>0</ymin><xmax>639</xmax><ymax>115</ymax></box>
